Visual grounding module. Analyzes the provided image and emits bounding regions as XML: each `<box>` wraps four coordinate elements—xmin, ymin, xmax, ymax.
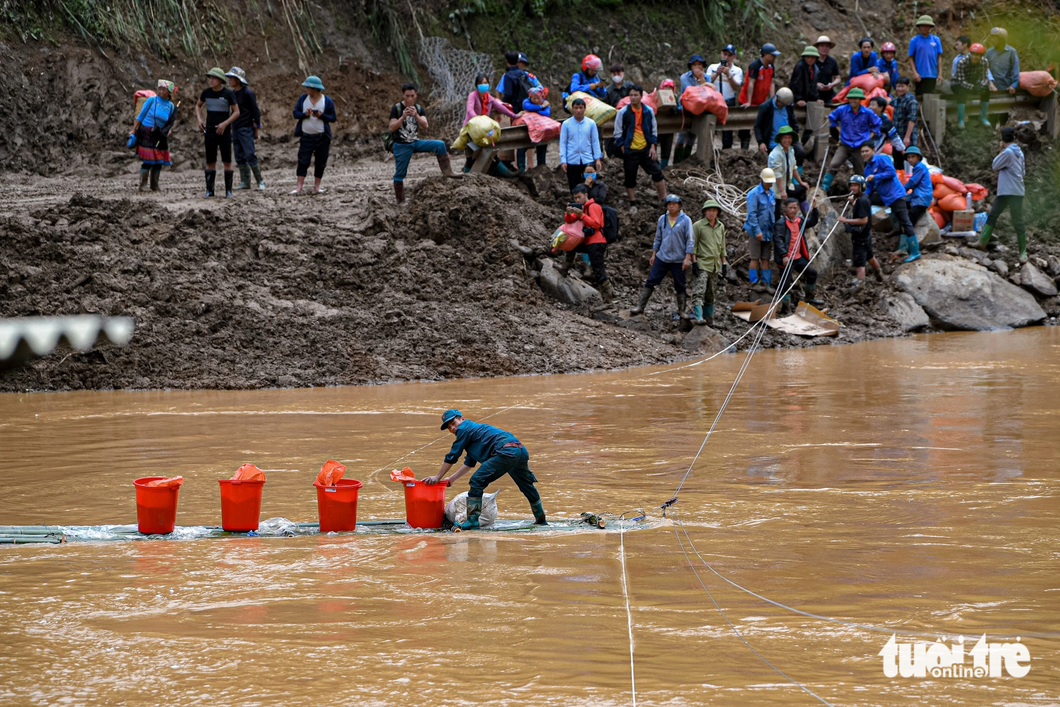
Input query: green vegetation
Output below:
<box><xmin>0</xmin><ymin>0</ymin><xmax>319</xmax><ymax>70</ymax></box>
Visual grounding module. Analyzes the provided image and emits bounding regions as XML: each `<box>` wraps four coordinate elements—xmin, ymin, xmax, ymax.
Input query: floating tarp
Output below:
<box><xmin>732</xmin><ymin>300</ymin><xmax>840</xmax><ymax>337</ymax></box>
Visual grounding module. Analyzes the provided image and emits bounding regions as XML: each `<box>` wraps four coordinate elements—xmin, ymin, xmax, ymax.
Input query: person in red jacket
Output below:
<box><xmin>561</xmin><ymin>184</ymin><xmax>613</xmax><ymax>302</ymax></box>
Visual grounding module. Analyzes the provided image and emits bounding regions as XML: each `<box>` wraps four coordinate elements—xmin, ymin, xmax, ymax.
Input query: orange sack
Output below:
<box><xmin>931</xmin><ymin>208</ymin><xmax>949</xmax><ymax>228</ymax></box>
<box><xmin>316</xmin><ymin>460</ymin><xmax>346</xmax><ymax>487</ymax></box>
<box><xmin>833</xmin><ymin>74</ymin><xmax>886</xmax><ymax>103</ymax></box>
<box><xmin>933</xmin><ymin>183</ymin><xmax>958</xmax><ymax>199</ymax></box>
<box><xmin>232</xmin><ymin>463</ymin><xmax>266</xmax><ymax>482</ymax></box>
<box><xmin>965</xmin><ymin>183</ymin><xmax>988</xmax><ymax>201</ymax></box>
<box><xmin>1019</xmin><ymin>71</ymin><xmax>1058</xmax><ymax>97</ymax></box>
<box><xmin>390</xmin><ymin>467</ymin><xmax>416</xmax><ymax>482</ymax></box>
<box><xmin>145</xmin><ymin>476</ymin><xmax>184</xmax><ymax>488</ymax></box>
<box><xmin>679</xmin><ymin>85</ymin><xmax>729</xmax><ymax>124</ymax></box>
<box><xmin>939</xmin><ymin>175</ymin><xmax>967</xmax><ymax>193</ymax></box>
<box><xmin>512</xmin><ymin>112</ymin><xmax>562</xmax><ymax>144</ymax></box>
<box><xmin>937</xmin><ymin>193</ymin><xmax>968</xmax><ymax>212</ymax></box>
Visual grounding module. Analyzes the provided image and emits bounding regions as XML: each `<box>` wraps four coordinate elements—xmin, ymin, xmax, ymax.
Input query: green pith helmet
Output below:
<box><xmin>801</xmin><ymin>46</ymin><xmax>820</xmax><ymax>58</ymax></box>
<box><xmin>702</xmin><ymin>199</ymin><xmax>722</xmax><ymax>212</ymax></box>
<box><xmin>776</xmin><ymin>125</ymin><xmax>796</xmax><ymax>137</ymax></box>
<box><xmin>206</xmin><ymin>67</ymin><xmax>226</xmax><ymax>81</ymax></box>
<box><xmin>301</xmin><ymin>75</ymin><xmax>325</xmax><ymax>90</ymax></box>
<box><xmin>847</xmin><ymin>87</ymin><xmax>866</xmax><ymax>100</ymax></box>
<box><xmin>915</xmin><ymin>14</ymin><xmax>935</xmax><ymax>26</ymax></box>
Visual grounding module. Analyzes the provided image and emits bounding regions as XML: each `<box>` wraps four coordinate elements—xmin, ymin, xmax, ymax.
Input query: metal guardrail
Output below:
<box><xmin>466</xmin><ymin>89</ymin><xmax>1055</xmax><ymax>172</ymax></box>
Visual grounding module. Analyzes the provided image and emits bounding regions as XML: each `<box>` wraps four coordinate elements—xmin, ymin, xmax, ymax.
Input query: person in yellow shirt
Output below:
<box><xmin>613</xmin><ymin>85</ymin><xmax>667</xmax><ymax>210</ymax></box>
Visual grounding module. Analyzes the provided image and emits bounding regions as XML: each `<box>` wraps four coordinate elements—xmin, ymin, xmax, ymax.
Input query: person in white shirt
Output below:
<box><xmin>707</xmin><ymin>44</ymin><xmax>746</xmax><ymax>149</ymax></box>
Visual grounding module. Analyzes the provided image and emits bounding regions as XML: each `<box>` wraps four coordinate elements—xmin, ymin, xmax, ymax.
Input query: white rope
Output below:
<box><xmin>618</xmin><ymin>519</ymin><xmax>638</xmax><ymax>707</ymax></box>
<box><xmin>672</xmin><ymin>510</ymin><xmax>834</xmax><ymax>706</ymax></box>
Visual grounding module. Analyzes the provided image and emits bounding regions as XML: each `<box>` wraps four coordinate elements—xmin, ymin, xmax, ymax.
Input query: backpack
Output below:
<box><xmin>382</xmin><ymin>102</ymin><xmax>405</xmax><ymax>153</ymax></box>
<box><xmin>602</xmin><ymin>205</ymin><xmax>620</xmax><ymax>244</ymax></box>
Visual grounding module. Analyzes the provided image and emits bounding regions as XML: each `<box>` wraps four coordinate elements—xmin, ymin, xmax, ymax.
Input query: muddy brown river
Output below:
<box><xmin>1</xmin><ymin>329</ymin><xmax>1058</xmax><ymax>705</ymax></box>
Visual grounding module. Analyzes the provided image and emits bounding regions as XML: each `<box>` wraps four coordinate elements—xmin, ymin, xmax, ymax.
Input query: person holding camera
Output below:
<box><xmin>707</xmin><ymin>44</ymin><xmax>746</xmax><ymax>150</ymax></box>
<box><xmin>291</xmin><ymin>76</ymin><xmax>336</xmax><ymax>195</ymax></box>
<box><xmin>388</xmin><ymin>82</ymin><xmax>459</xmax><ymax>204</ymax></box>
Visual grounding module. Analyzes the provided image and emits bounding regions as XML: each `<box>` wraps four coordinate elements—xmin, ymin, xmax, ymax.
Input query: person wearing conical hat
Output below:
<box><xmin>690</xmin><ymin>199</ymin><xmax>727</xmax><ymax>326</ymax></box>
<box><xmin>195</xmin><ymin>67</ymin><xmax>240</xmax><ymax>197</ymax></box>
<box><xmin>907</xmin><ymin>15</ymin><xmax>944</xmax><ymax>96</ymax></box>
<box><xmin>225</xmin><ymin>67</ymin><xmax>265</xmax><ymax>191</ymax></box>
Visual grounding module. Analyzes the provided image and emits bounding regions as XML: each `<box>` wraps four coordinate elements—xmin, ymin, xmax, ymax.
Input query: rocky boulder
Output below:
<box><xmin>680</xmin><ymin>325</ymin><xmax>734</xmax><ymax>354</ymax></box>
<box><xmin>895</xmin><ymin>256</ymin><xmax>1046</xmax><ymax>330</ymax></box>
<box><xmin>1020</xmin><ymin>262</ymin><xmax>1058</xmax><ymax>298</ymax></box>
<box><xmin>537</xmin><ymin>258</ymin><xmax>602</xmax><ymax>307</ymax></box>
<box><xmin>914</xmin><ymin>211</ymin><xmax>941</xmax><ymax>247</ymax></box>
<box><xmin>880</xmin><ymin>292</ymin><xmax>930</xmax><ymax>331</ymax></box>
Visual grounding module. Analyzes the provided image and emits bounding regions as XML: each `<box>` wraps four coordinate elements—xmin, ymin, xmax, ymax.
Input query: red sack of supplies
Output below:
<box><xmin>232</xmin><ymin>463</ymin><xmax>266</xmax><ymax>482</ymax></box>
<box><xmin>390</xmin><ymin>467</ymin><xmax>416</xmax><ymax>482</ymax></box>
<box><xmin>1019</xmin><ymin>71</ymin><xmax>1058</xmax><ymax>97</ymax></box>
<box><xmin>316</xmin><ymin>460</ymin><xmax>346</xmax><ymax>487</ymax></box>
<box><xmin>512</xmin><ymin>112</ymin><xmax>562</xmax><ymax>144</ymax></box>
<box><xmin>679</xmin><ymin>85</ymin><xmax>729</xmax><ymax>124</ymax></box>
<box><xmin>833</xmin><ymin>74</ymin><xmax>886</xmax><ymax>103</ymax></box>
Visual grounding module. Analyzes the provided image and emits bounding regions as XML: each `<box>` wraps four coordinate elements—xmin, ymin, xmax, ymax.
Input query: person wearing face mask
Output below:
<box><xmin>581</xmin><ymin>164</ymin><xmax>608</xmax><ymax>204</ymax></box>
<box><xmin>605</xmin><ymin>64</ymin><xmax>631</xmax><ymax>106</ymax></box>
<box><xmin>463</xmin><ymin>74</ymin><xmax>517</xmax><ymax>125</ymax></box>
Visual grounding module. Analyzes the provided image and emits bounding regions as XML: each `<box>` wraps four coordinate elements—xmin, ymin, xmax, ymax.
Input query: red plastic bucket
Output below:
<box><xmin>314</xmin><ymin>478</ymin><xmax>363</xmax><ymax>532</ymax></box>
<box><xmin>134</xmin><ymin>477</ymin><xmax>183</xmax><ymax>534</ymax></box>
<box><xmin>218</xmin><ymin>479</ymin><xmax>266</xmax><ymax>532</ymax></box>
<box><xmin>402</xmin><ymin>480</ymin><xmax>447</xmax><ymax>529</ymax></box>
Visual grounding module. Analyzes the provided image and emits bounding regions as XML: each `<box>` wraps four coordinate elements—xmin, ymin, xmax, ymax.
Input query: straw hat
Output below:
<box><xmin>814</xmin><ymin>35</ymin><xmax>836</xmax><ymax>48</ymax></box>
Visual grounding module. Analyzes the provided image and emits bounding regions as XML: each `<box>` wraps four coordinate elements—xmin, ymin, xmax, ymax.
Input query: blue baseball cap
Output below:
<box><xmin>761</xmin><ymin>43</ymin><xmax>781</xmax><ymax>56</ymax></box>
<box><xmin>723</xmin><ymin>44</ymin><xmax>738</xmax><ymax>54</ymax></box>
<box><xmin>440</xmin><ymin>408</ymin><xmax>463</xmax><ymax>429</ymax></box>
<box><xmin>517</xmin><ymin>52</ymin><xmax>530</xmax><ymax>65</ymax></box>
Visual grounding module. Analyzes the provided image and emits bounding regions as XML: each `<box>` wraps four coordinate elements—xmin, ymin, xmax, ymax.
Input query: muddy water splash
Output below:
<box><xmin>1</xmin><ymin>329</ymin><xmax>1058</xmax><ymax>705</ymax></box>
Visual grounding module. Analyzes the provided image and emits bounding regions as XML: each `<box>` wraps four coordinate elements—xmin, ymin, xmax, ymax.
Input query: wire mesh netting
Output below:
<box><xmin>418</xmin><ymin>37</ymin><xmax>495</xmax><ymax>137</ymax></box>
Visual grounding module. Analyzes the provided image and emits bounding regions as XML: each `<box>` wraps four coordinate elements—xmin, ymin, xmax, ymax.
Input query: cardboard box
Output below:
<box><xmin>656</xmin><ymin>88</ymin><xmax>676</xmax><ymax>106</ymax></box>
<box><xmin>952</xmin><ymin>209</ymin><xmax>975</xmax><ymax>232</ymax></box>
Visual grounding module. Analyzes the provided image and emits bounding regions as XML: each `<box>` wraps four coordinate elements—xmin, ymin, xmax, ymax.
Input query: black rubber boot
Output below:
<box><xmin>599</xmin><ymin>279</ymin><xmax>614</xmax><ymax>304</ymax></box>
<box><xmin>531</xmin><ymin>501</ymin><xmax>547</xmax><ymax>526</ymax></box>
<box><xmin>223</xmin><ymin>169</ymin><xmax>234</xmax><ymax>198</ymax></box>
<box><xmin>235</xmin><ymin>164</ymin><xmax>251</xmax><ymax>190</ymax></box>
<box><xmin>457</xmin><ymin>495</ymin><xmax>482</xmax><ymax>530</ymax></box>
<box><xmin>149</xmin><ymin>166</ymin><xmax>161</xmax><ymax>191</ymax></box>
<box><xmin>251</xmin><ymin>164</ymin><xmax>265</xmax><ymax>190</ymax></box>
<box><xmin>204</xmin><ymin>169</ymin><xmax>216</xmax><ymax>197</ymax></box>
<box><xmin>630</xmin><ymin>286</ymin><xmax>654</xmax><ymax>315</ymax></box>
<box><xmin>394</xmin><ymin>181</ymin><xmax>405</xmax><ymax>204</ymax></box>
<box><xmin>804</xmin><ymin>283</ymin><xmax>824</xmax><ymax>307</ymax></box>
<box><xmin>138</xmin><ymin>168</ymin><xmax>149</xmax><ymax>192</ymax></box>
<box><xmin>676</xmin><ymin>292</ymin><xmax>690</xmax><ymax>320</ymax></box>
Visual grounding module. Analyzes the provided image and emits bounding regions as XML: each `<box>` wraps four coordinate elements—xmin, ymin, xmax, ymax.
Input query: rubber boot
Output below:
<box><xmin>493</xmin><ymin>160</ymin><xmax>516</xmax><ymax>178</ymax></box>
<box><xmin>974</xmin><ymin>223</ymin><xmax>994</xmax><ymax>250</ymax></box>
<box><xmin>703</xmin><ymin>304</ymin><xmax>714</xmax><ymax>327</ymax></box>
<box><xmin>821</xmin><ymin>172</ymin><xmax>835</xmax><ymax>192</ymax></box>
<box><xmin>458</xmin><ymin>495</ymin><xmax>482</xmax><ymax>530</ymax></box>
<box><xmin>979</xmin><ymin>102</ymin><xmax>991</xmax><ymax>127</ymax></box>
<box><xmin>599</xmin><ymin>278</ymin><xmax>614</xmax><ymax>304</ymax></box>
<box><xmin>1017</xmin><ymin>231</ymin><xmax>1028</xmax><ymax>263</ymax></box>
<box><xmin>234</xmin><ymin>164</ymin><xmax>251</xmax><ymax>190</ymax></box>
<box><xmin>661</xmin><ymin>158</ymin><xmax>669</xmax><ymax>168</ymax></box>
<box><xmin>673</xmin><ymin>145</ymin><xmax>689</xmax><ymax>164</ymax></box>
<box><xmin>631</xmin><ymin>286</ymin><xmax>654</xmax><ymax>315</ymax></box>
<box><xmin>437</xmin><ymin>154</ymin><xmax>462</xmax><ymax>179</ymax></box>
<box><xmin>904</xmin><ymin>232</ymin><xmax>922</xmax><ymax>262</ymax></box>
<box><xmin>223</xmin><ymin>169</ymin><xmax>234</xmax><ymax>198</ymax></box>
<box><xmin>204</xmin><ymin>169</ymin><xmax>216</xmax><ymax>197</ymax></box>
<box><xmin>251</xmin><ymin>164</ymin><xmax>265</xmax><ymax>190</ymax></box>
<box><xmin>393</xmin><ymin>181</ymin><xmax>405</xmax><ymax>204</ymax></box>
<box><xmin>871</xmin><ymin>261</ymin><xmax>884</xmax><ymax>282</ymax></box>
<box><xmin>517</xmin><ymin>152</ymin><xmax>527</xmax><ymax>173</ymax></box>
<box><xmin>740</xmin><ymin>138</ymin><xmax>750</xmax><ymax>150</ymax></box>
<box><xmin>761</xmin><ymin>268</ymin><xmax>775</xmax><ymax>294</ymax></box>
<box><xmin>676</xmin><ymin>292</ymin><xmax>690</xmax><ymax>320</ymax></box>
<box><xmin>149</xmin><ymin>165</ymin><xmax>161</xmax><ymax>191</ymax></box>
<box><xmin>804</xmin><ymin>282</ymin><xmax>824</xmax><ymax>306</ymax></box>
<box><xmin>693</xmin><ymin>304</ymin><xmax>705</xmax><ymax>325</ymax></box>
<box><xmin>138</xmin><ymin>168</ymin><xmax>149</xmax><ymax>192</ymax></box>
<box><xmin>957</xmin><ymin>103</ymin><xmax>966</xmax><ymax>129</ymax></box>
<box><xmin>531</xmin><ymin>501</ymin><xmax>547</xmax><ymax>526</ymax></box>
